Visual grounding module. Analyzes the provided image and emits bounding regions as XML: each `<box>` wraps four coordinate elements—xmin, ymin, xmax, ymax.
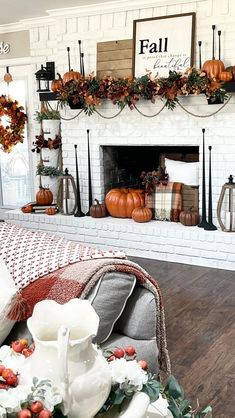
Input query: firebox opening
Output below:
<box><xmin>102</xmin><ymin>145</ymin><xmax>199</xmax><ymax>193</ymax></box>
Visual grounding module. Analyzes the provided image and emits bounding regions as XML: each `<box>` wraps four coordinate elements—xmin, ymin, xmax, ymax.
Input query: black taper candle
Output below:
<box><xmin>212</xmin><ymin>25</ymin><xmax>216</xmax><ymax>59</ymax></box>
<box><xmin>218</xmin><ymin>30</ymin><xmax>221</xmax><ymax>60</ymax></box>
<box><xmin>78</xmin><ymin>40</ymin><xmax>82</xmax><ymax>74</ymax></box>
<box><xmin>86</xmin><ymin>129</ymin><xmax>93</xmax><ymax>216</ymax></box>
<box><xmin>67</xmin><ymin>47</ymin><xmax>71</xmax><ymax>71</ymax></box>
<box><xmin>205</xmin><ymin>146</ymin><xmax>217</xmax><ymax>230</ymax></box>
<box><xmin>198</xmin><ymin>41</ymin><xmax>202</xmax><ymax>69</ymax></box>
<box><xmin>74</xmin><ymin>144</ymin><xmax>85</xmax><ymax>217</ymax></box>
<box><xmin>198</xmin><ymin>129</ymin><xmax>210</xmax><ymax>229</ymax></box>
<box><xmin>81</xmin><ymin>52</ymin><xmax>85</xmax><ymax>77</ymax></box>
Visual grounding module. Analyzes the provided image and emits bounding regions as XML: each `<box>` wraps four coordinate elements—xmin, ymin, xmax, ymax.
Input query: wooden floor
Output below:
<box><xmin>130</xmin><ymin>257</ymin><xmax>235</xmax><ymax>418</ymax></box>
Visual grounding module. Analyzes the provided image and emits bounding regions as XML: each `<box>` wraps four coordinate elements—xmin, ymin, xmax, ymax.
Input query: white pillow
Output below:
<box><xmin>0</xmin><ymin>256</ymin><xmax>17</xmax><ymax>345</ymax></box>
<box><xmin>165</xmin><ymin>158</ymin><xmax>199</xmax><ymax>186</ymax></box>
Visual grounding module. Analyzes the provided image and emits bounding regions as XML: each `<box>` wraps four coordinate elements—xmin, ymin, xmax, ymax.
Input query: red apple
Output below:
<box><xmin>22</xmin><ymin>348</ymin><xmax>34</xmax><ymax>358</ymax></box>
<box><xmin>108</xmin><ymin>355</ymin><xmax>116</xmax><ymax>362</ymax></box>
<box><xmin>19</xmin><ymin>338</ymin><xmax>28</xmax><ymax>347</ymax></box>
<box><xmin>38</xmin><ymin>409</ymin><xmax>52</xmax><ymax>418</ymax></box>
<box><xmin>138</xmin><ymin>360</ymin><xmax>148</xmax><ymax>371</ymax></box>
<box><xmin>2</xmin><ymin>368</ymin><xmax>13</xmax><ymax>380</ymax></box>
<box><xmin>113</xmin><ymin>347</ymin><xmax>125</xmax><ymax>358</ymax></box>
<box><xmin>124</xmin><ymin>346</ymin><xmax>136</xmax><ymax>357</ymax></box>
<box><xmin>29</xmin><ymin>401</ymin><xmax>44</xmax><ymax>413</ymax></box>
<box><xmin>5</xmin><ymin>372</ymin><xmax>18</xmax><ymax>387</ymax></box>
<box><xmin>11</xmin><ymin>340</ymin><xmax>25</xmax><ymax>353</ymax></box>
<box><xmin>18</xmin><ymin>409</ymin><xmax>32</xmax><ymax>418</ymax></box>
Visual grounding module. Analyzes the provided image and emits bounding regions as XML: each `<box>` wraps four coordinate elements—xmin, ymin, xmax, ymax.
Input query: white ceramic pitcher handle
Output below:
<box><xmin>57</xmin><ymin>325</ymin><xmax>70</xmax><ymax>416</ymax></box>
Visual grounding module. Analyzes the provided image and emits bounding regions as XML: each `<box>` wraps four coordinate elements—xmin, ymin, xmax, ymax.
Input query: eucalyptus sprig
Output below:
<box><xmin>36</xmin><ymin>163</ymin><xmax>63</xmax><ymax>177</ymax></box>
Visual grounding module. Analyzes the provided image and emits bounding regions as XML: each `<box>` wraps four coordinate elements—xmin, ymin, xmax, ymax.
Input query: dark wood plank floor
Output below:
<box><xmin>130</xmin><ymin>257</ymin><xmax>235</xmax><ymax>418</ymax></box>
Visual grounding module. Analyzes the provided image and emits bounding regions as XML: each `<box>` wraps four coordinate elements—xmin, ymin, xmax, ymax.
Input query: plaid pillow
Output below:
<box><xmin>145</xmin><ymin>182</ymin><xmax>183</xmax><ymax>222</ymax></box>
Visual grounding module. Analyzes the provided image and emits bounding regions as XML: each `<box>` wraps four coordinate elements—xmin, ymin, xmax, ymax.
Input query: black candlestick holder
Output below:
<box><xmin>74</xmin><ymin>144</ymin><xmax>85</xmax><ymax>217</ymax></box>
<box><xmin>198</xmin><ymin>129</ymin><xmax>211</xmax><ymax>229</ymax></box>
<box><xmin>86</xmin><ymin>129</ymin><xmax>93</xmax><ymax>216</ymax></box>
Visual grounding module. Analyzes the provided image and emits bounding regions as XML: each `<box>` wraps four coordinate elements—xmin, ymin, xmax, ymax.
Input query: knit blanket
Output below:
<box><xmin>0</xmin><ymin>222</ymin><xmax>171</xmax><ymax>375</ymax></box>
<box><xmin>0</xmin><ymin>222</ymin><xmax>125</xmax><ymax>291</ymax></box>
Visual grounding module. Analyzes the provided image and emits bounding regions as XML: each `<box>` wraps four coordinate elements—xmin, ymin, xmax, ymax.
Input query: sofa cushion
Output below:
<box><xmin>103</xmin><ymin>332</ymin><xmax>159</xmax><ymax>374</ymax></box>
<box><xmin>88</xmin><ymin>271</ymin><xmax>136</xmax><ymax>344</ymax></box>
<box><xmin>0</xmin><ymin>256</ymin><xmax>17</xmax><ymax>344</ymax></box>
<box><xmin>115</xmin><ymin>285</ymin><xmax>157</xmax><ymax>340</ymax></box>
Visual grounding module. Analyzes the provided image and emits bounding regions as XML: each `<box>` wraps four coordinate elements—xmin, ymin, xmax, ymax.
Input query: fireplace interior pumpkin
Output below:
<box><xmin>105</xmin><ymin>188</ymin><xmax>144</xmax><ymax>218</ymax></box>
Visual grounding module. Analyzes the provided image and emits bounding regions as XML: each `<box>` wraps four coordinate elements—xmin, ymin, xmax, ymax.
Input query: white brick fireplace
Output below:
<box><xmin>5</xmin><ymin>96</ymin><xmax>235</xmax><ymax>271</ymax></box>
<box><xmin>2</xmin><ymin>0</ymin><xmax>235</xmax><ymax>270</ymax></box>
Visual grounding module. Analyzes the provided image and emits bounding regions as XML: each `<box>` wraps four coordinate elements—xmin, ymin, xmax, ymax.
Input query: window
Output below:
<box><xmin>0</xmin><ymin>65</ymin><xmax>33</xmax><ymax>208</ymax></box>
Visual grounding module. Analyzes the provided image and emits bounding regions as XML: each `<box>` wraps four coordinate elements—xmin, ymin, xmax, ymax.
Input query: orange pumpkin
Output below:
<box><xmin>105</xmin><ymin>188</ymin><xmax>144</xmax><ymax>218</ymax></box>
<box><xmin>45</xmin><ymin>207</ymin><xmax>57</xmax><ymax>215</ymax></box>
<box><xmin>202</xmin><ymin>59</ymin><xmax>225</xmax><ymax>79</ymax></box>
<box><xmin>21</xmin><ymin>204</ymin><xmax>33</xmax><ymax>213</ymax></box>
<box><xmin>90</xmin><ymin>199</ymin><xmax>107</xmax><ymax>218</ymax></box>
<box><xmin>219</xmin><ymin>71</ymin><xmax>233</xmax><ymax>82</ymax></box>
<box><xmin>226</xmin><ymin>66</ymin><xmax>235</xmax><ymax>80</ymax></box>
<box><xmin>36</xmin><ymin>187</ymin><xmax>53</xmax><ymax>206</ymax></box>
<box><xmin>179</xmin><ymin>207</ymin><xmax>199</xmax><ymax>226</ymax></box>
<box><xmin>63</xmin><ymin>70</ymin><xmax>82</xmax><ymax>85</ymax></box>
<box><xmin>131</xmin><ymin>207</ymin><xmax>152</xmax><ymax>223</ymax></box>
<box><xmin>51</xmin><ymin>73</ymin><xmax>63</xmax><ymax>93</ymax></box>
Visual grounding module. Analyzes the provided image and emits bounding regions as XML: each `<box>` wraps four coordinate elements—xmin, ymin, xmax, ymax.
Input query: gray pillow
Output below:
<box><xmin>88</xmin><ymin>271</ymin><xmax>136</xmax><ymax>344</ymax></box>
<box><xmin>115</xmin><ymin>285</ymin><xmax>157</xmax><ymax>340</ymax></box>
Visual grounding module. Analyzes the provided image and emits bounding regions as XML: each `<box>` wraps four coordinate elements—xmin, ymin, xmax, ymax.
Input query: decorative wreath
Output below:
<box><xmin>0</xmin><ymin>95</ymin><xmax>27</xmax><ymax>152</ymax></box>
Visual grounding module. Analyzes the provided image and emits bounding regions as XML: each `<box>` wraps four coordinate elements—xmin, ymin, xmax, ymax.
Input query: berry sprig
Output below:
<box><xmin>105</xmin><ymin>345</ymin><xmax>149</xmax><ymax>370</ymax></box>
<box><xmin>11</xmin><ymin>339</ymin><xmax>35</xmax><ymax>357</ymax></box>
<box><xmin>18</xmin><ymin>401</ymin><xmax>52</xmax><ymax>418</ymax></box>
<box><xmin>0</xmin><ymin>364</ymin><xmax>18</xmax><ymax>389</ymax></box>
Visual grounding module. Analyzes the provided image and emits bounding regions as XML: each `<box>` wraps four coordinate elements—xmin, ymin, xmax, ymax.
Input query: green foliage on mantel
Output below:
<box><xmin>57</xmin><ymin>68</ymin><xmax>228</xmax><ymax>116</ymax></box>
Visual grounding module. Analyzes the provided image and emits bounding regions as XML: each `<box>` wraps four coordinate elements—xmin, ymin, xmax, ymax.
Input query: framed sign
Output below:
<box><xmin>133</xmin><ymin>13</ymin><xmax>195</xmax><ymax>78</ymax></box>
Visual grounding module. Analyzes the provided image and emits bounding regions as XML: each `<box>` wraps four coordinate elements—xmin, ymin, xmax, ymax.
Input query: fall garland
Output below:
<box><xmin>0</xmin><ymin>95</ymin><xmax>27</xmax><ymax>153</ymax></box>
<box><xmin>58</xmin><ymin>68</ymin><xmax>228</xmax><ymax>116</ymax></box>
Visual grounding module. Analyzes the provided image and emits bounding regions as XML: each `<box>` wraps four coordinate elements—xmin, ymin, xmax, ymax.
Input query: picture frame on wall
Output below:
<box><xmin>133</xmin><ymin>13</ymin><xmax>196</xmax><ymax>78</ymax></box>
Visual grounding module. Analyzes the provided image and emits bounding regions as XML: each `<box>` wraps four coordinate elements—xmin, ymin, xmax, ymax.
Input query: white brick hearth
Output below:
<box><xmin>3</xmin><ymin>210</ymin><xmax>235</xmax><ymax>271</ymax></box>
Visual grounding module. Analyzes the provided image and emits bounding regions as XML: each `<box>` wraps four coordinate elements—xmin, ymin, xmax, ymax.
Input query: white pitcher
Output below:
<box><xmin>24</xmin><ymin>299</ymin><xmax>112</xmax><ymax>418</ymax></box>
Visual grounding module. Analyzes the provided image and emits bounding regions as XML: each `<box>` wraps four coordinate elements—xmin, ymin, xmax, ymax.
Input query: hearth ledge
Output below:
<box><xmin>2</xmin><ymin>210</ymin><xmax>235</xmax><ymax>271</ymax></box>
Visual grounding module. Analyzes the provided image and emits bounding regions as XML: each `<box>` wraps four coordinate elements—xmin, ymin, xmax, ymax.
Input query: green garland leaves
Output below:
<box><xmin>58</xmin><ymin>68</ymin><xmax>228</xmax><ymax>116</ymax></box>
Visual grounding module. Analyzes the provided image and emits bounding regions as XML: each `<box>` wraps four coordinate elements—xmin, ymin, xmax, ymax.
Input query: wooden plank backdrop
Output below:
<box><xmin>96</xmin><ymin>39</ymin><xmax>133</xmax><ymax>79</ymax></box>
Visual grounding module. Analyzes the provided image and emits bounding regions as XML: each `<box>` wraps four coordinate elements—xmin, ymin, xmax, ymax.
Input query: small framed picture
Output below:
<box><xmin>133</xmin><ymin>13</ymin><xmax>196</xmax><ymax>78</ymax></box>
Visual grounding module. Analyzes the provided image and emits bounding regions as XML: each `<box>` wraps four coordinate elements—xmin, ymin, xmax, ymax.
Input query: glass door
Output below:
<box><xmin>0</xmin><ymin>65</ymin><xmax>33</xmax><ymax>208</ymax></box>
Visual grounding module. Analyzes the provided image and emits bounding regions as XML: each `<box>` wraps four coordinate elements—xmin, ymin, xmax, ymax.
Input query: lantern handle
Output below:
<box><xmin>227</xmin><ymin>174</ymin><xmax>234</xmax><ymax>184</ymax></box>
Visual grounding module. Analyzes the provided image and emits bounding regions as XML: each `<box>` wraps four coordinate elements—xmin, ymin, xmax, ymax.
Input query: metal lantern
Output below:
<box><xmin>217</xmin><ymin>175</ymin><xmax>235</xmax><ymax>232</ymax></box>
<box><xmin>57</xmin><ymin>168</ymin><xmax>77</xmax><ymax>215</ymax></box>
<box><xmin>35</xmin><ymin>62</ymin><xmax>55</xmax><ymax>92</ymax></box>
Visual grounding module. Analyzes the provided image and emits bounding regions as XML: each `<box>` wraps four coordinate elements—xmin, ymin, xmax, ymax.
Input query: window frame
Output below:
<box><xmin>0</xmin><ymin>60</ymin><xmax>35</xmax><ymax>209</ymax></box>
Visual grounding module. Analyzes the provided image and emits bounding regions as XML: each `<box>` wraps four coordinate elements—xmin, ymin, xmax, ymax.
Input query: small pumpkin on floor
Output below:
<box><xmin>90</xmin><ymin>199</ymin><xmax>107</xmax><ymax>218</ymax></box>
<box><xmin>45</xmin><ymin>207</ymin><xmax>57</xmax><ymax>215</ymax></box>
<box><xmin>131</xmin><ymin>207</ymin><xmax>152</xmax><ymax>223</ymax></box>
<box><xmin>21</xmin><ymin>204</ymin><xmax>33</xmax><ymax>214</ymax></box>
<box><xmin>179</xmin><ymin>207</ymin><xmax>199</xmax><ymax>226</ymax></box>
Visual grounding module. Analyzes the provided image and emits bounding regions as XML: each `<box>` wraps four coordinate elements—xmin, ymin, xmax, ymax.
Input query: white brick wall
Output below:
<box><xmin>11</xmin><ymin>0</ymin><xmax>235</xmax><ymax>268</ymax></box>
